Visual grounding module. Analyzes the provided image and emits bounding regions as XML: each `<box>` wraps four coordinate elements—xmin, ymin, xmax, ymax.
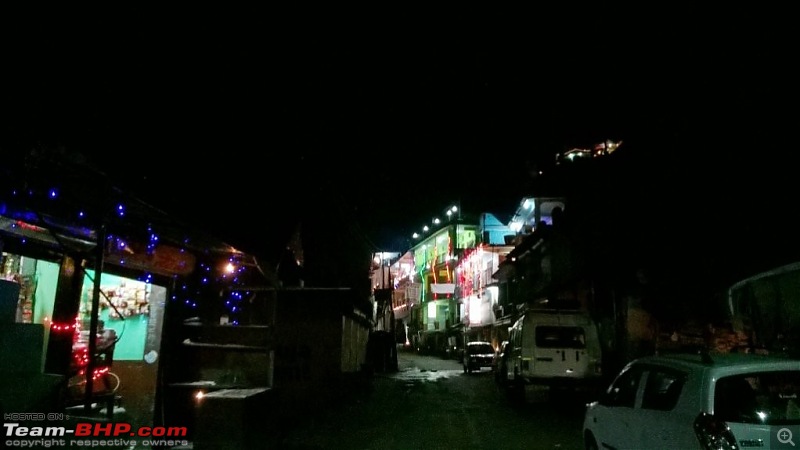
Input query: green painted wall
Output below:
<box><xmin>33</xmin><ymin>260</ymin><xmax>59</xmax><ymax>324</ymax></box>
<box><xmin>82</xmin><ymin>271</ymin><xmax>151</xmax><ymax>361</ymax></box>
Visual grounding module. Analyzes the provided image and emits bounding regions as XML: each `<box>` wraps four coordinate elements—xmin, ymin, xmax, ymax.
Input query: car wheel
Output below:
<box><xmin>584</xmin><ymin>432</ymin><xmax>599</xmax><ymax>450</ymax></box>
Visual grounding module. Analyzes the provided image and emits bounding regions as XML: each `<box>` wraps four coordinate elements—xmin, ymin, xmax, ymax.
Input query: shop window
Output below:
<box><xmin>80</xmin><ymin>270</ymin><xmax>167</xmax><ymax>361</ymax></box>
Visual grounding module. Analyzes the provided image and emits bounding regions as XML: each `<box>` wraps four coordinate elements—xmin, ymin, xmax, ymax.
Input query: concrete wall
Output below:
<box><xmin>271</xmin><ymin>288</ymin><xmax>371</xmax><ymax>407</ymax></box>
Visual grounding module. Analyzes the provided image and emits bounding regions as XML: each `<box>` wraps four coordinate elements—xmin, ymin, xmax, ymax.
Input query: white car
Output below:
<box><xmin>583</xmin><ymin>352</ymin><xmax>800</xmax><ymax>450</ymax></box>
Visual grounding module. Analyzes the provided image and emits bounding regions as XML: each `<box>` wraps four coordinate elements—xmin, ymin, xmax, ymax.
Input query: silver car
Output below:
<box><xmin>583</xmin><ymin>352</ymin><xmax>800</xmax><ymax>450</ymax></box>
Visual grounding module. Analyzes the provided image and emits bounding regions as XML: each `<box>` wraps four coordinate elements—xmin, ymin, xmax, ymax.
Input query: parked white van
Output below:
<box><xmin>500</xmin><ymin>309</ymin><xmax>603</xmax><ymax>397</ymax></box>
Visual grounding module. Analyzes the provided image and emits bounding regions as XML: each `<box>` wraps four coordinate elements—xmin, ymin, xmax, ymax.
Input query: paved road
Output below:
<box><xmin>278</xmin><ymin>349</ymin><xmax>588</xmax><ymax>449</ymax></box>
<box><xmin>4</xmin><ymin>351</ymin><xmax>591</xmax><ymax>449</ymax></box>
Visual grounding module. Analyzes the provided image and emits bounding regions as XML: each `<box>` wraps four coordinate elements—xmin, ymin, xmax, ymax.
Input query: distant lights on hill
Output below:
<box><xmin>555</xmin><ymin>140</ymin><xmax>622</xmax><ymax>165</ymax></box>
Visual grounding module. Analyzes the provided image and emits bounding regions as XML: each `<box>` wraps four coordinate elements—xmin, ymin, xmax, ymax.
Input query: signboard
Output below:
<box><xmin>430</xmin><ymin>283</ymin><xmax>455</xmax><ymax>294</ymax></box>
<box><xmin>105</xmin><ymin>240</ymin><xmax>196</xmax><ymax>276</ymax></box>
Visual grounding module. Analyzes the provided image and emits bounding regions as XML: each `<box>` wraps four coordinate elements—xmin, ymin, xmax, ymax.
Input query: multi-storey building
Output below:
<box><xmin>381</xmin><ymin>198</ymin><xmax>567</xmax><ymax>358</ymax></box>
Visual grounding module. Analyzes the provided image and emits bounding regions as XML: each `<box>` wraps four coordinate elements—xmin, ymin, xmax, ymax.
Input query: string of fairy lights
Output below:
<box><xmin>2</xmin><ymin>178</ymin><xmax>260</xmax><ymax>329</ymax></box>
<box><xmin>411</xmin><ymin>204</ymin><xmax>460</xmax><ymax>241</ymax></box>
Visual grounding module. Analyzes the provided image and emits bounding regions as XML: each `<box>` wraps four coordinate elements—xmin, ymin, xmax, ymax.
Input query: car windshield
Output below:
<box><xmin>714</xmin><ymin>371</ymin><xmax>800</xmax><ymax>425</ymax></box>
<box><xmin>468</xmin><ymin>344</ymin><xmax>494</xmax><ymax>355</ymax></box>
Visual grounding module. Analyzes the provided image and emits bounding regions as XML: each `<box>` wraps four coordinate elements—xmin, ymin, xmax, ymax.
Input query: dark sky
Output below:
<box><xmin>3</xmin><ymin>6</ymin><xmax>798</xmax><ymax>262</ymax></box>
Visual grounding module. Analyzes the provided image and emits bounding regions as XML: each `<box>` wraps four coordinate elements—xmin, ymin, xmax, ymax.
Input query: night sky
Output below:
<box><xmin>3</xmin><ymin>7</ymin><xmax>798</xmax><ymax>266</ymax></box>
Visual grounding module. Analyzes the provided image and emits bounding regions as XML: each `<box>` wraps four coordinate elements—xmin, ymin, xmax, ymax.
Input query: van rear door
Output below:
<box><xmin>532</xmin><ymin>325</ymin><xmax>592</xmax><ymax>378</ymax></box>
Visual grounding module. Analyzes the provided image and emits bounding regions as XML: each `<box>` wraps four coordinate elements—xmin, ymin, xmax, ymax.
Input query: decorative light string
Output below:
<box><xmin>4</xmin><ymin>180</ymin><xmax>261</xmax><ymax>326</ymax></box>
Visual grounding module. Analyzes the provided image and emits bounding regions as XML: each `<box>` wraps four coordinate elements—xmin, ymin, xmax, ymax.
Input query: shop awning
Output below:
<box><xmin>1</xmin><ymin>149</ymin><xmax>259</xmax><ymax>271</ymax></box>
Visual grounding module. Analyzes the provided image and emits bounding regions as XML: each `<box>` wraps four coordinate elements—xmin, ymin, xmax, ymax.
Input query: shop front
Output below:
<box><xmin>0</xmin><ymin>221</ymin><xmax>179</xmax><ymax>427</ymax></box>
<box><xmin>0</xmin><ymin>238</ymin><xmax>66</xmax><ymax>414</ymax></box>
<box><xmin>69</xmin><ymin>267</ymin><xmax>169</xmax><ymax>427</ymax></box>
<box><xmin>0</xmin><ymin>216</ymin><xmax>266</xmax><ymax>434</ymax></box>
<box><xmin>1</xmin><ymin>149</ymin><xmax>276</xmax><ymax>449</ymax></box>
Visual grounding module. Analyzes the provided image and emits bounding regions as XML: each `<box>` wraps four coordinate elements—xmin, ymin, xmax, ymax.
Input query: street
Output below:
<box><xmin>277</xmin><ymin>349</ymin><xmax>590</xmax><ymax>449</ymax></box>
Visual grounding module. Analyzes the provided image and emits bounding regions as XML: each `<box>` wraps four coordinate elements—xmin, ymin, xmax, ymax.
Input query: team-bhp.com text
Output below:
<box><xmin>4</xmin><ymin>422</ymin><xmax>189</xmax><ymax>448</ymax></box>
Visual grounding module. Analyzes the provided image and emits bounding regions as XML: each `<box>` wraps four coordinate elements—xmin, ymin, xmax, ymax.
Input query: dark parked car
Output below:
<box><xmin>463</xmin><ymin>341</ymin><xmax>495</xmax><ymax>373</ymax></box>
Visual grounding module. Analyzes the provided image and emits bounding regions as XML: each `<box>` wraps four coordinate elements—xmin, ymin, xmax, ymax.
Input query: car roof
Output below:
<box><xmin>630</xmin><ymin>352</ymin><xmax>800</xmax><ymax>377</ymax></box>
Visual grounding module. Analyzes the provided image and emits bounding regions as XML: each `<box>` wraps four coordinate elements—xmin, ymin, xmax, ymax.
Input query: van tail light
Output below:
<box><xmin>693</xmin><ymin>412</ymin><xmax>738</xmax><ymax>450</ymax></box>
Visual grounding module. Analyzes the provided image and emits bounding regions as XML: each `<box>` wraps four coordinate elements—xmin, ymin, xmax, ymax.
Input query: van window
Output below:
<box><xmin>535</xmin><ymin>326</ymin><xmax>586</xmax><ymax>349</ymax></box>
